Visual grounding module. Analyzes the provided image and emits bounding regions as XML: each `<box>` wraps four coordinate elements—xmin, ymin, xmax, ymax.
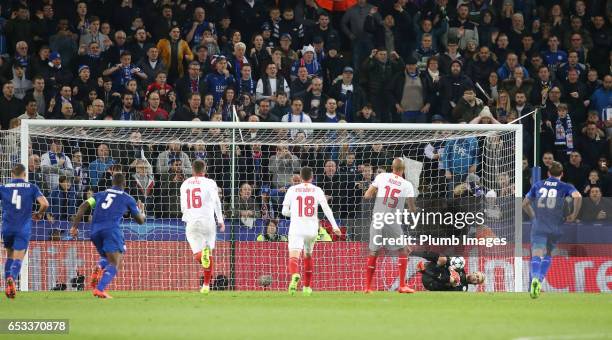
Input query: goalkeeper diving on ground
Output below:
<box><xmin>414</xmin><ymin>251</ymin><xmax>485</xmax><ymax>291</ymax></box>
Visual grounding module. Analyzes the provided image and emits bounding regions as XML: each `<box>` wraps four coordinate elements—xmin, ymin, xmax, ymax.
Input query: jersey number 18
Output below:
<box><xmin>297</xmin><ymin>196</ymin><xmax>315</xmax><ymax>217</ymax></box>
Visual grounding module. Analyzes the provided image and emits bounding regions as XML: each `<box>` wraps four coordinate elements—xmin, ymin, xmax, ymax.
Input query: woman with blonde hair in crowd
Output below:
<box><xmin>494</xmin><ymin>90</ymin><xmax>512</xmax><ymax>121</ymax></box>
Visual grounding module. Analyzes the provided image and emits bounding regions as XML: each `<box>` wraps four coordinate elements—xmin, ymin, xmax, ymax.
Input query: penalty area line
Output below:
<box><xmin>513</xmin><ymin>334</ymin><xmax>612</xmax><ymax>340</ymax></box>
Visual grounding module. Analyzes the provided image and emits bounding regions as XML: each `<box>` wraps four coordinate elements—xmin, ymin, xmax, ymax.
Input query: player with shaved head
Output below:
<box><xmin>364</xmin><ymin>158</ymin><xmax>417</xmax><ymax>293</ymax></box>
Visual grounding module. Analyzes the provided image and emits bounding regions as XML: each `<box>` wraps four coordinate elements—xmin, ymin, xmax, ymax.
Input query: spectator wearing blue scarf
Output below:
<box><xmin>281</xmin><ymin>98</ymin><xmax>313</xmax><ymax>139</ymax></box>
<box><xmin>109</xmin><ymin>93</ymin><xmax>142</xmax><ymax>121</ymax></box>
<box><xmin>329</xmin><ymin>67</ymin><xmax>365</xmax><ymax>123</ymax></box>
<box><xmin>183</xmin><ymin>7</ymin><xmax>215</xmax><ymax>49</ymax></box>
<box><xmin>13</xmin><ymin>41</ymin><xmax>30</xmax><ymax>69</ymax></box>
<box><xmin>102</xmin><ymin>51</ymin><xmax>147</xmax><ymax>92</ymax></box>
<box><xmin>237</xmin><ymin>64</ymin><xmax>256</xmax><ymax>98</ymax></box>
<box><xmin>554</xmin><ymin>103</ymin><xmax>574</xmax><ymax>163</ymax></box>
<box><xmin>290</xmin><ymin>45</ymin><xmax>322</xmax><ymax>80</ymax></box>
<box><xmin>204</xmin><ymin>55</ymin><xmax>235</xmax><ymax>104</ymax></box>
<box><xmin>319</xmin><ymin>98</ymin><xmax>342</xmax><ymax>123</ymax></box>
<box><xmin>40</xmin><ymin>140</ymin><xmax>73</xmax><ymax>191</ymax></box>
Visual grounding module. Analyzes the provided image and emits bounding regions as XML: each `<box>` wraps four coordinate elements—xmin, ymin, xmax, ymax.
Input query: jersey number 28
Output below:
<box><xmin>537</xmin><ymin>188</ymin><xmax>557</xmax><ymax>209</ymax></box>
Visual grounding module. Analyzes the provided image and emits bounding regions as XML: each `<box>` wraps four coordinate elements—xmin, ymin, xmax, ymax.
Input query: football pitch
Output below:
<box><xmin>2</xmin><ymin>291</ymin><xmax>612</xmax><ymax>340</ymax></box>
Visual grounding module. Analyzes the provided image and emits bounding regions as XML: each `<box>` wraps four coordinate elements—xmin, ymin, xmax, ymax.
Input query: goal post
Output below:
<box><xmin>12</xmin><ymin>119</ymin><xmax>523</xmax><ymax>292</ymax></box>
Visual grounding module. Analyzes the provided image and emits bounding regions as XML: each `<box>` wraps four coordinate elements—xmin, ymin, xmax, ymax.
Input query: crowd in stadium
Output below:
<box><xmin>0</xmin><ymin>0</ymin><xmax>611</xmax><ymax>233</ymax></box>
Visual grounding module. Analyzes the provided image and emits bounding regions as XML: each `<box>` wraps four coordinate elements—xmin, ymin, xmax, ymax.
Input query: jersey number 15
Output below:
<box><xmin>383</xmin><ymin>186</ymin><xmax>401</xmax><ymax>209</ymax></box>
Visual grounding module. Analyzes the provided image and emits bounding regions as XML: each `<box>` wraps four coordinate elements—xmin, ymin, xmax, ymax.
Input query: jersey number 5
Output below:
<box><xmin>101</xmin><ymin>194</ymin><xmax>116</xmax><ymax>209</ymax></box>
<box><xmin>11</xmin><ymin>190</ymin><xmax>21</xmax><ymax>210</ymax></box>
<box><xmin>186</xmin><ymin>188</ymin><xmax>202</xmax><ymax>209</ymax></box>
<box><xmin>383</xmin><ymin>186</ymin><xmax>401</xmax><ymax>208</ymax></box>
<box><xmin>297</xmin><ymin>196</ymin><xmax>315</xmax><ymax>217</ymax></box>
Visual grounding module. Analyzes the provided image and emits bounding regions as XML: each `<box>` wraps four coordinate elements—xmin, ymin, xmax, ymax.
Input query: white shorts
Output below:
<box><xmin>185</xmin><ymin>221</ymin><xmax>216</xmax><ymax>253</ymax></box>
<box><xmin>288</xmin><ymin>233</ymin><xmax>317</xmax><ymax>254</ymax></box>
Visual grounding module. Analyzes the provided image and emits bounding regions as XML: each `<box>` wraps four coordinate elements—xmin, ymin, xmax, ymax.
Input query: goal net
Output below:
<box><xmin>5</xmin><ymin>120</ymin><xmax>524</xmax><ymax>292</ymax></box>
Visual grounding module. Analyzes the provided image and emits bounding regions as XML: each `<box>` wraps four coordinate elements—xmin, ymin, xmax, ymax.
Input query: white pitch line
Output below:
<box><xmin>513</xmin><ymin>334</ymin><xmax>612</xmax><ymax>340</ymax></box>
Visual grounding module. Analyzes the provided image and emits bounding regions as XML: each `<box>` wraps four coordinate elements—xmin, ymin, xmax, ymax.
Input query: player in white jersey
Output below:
<box><xmin>363</xmin><ymin>158</ymin><xmax>417</xmax><ymax>294</ymax></box>
<box><xmin>282</xmin><ymin>166</ymin><xmax>341</xmax><ymax>296</ymax></box>
<box><xmin>180</xmin><ymin>160</ymin><xmax>225</xmax><ymax>295</ymax></box>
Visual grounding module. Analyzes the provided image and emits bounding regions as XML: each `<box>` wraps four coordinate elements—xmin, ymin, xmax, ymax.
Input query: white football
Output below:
<box><xmin>449</xmin><ymin>256</ymin><xmax>465</xmax><ymax>270</ymax></box>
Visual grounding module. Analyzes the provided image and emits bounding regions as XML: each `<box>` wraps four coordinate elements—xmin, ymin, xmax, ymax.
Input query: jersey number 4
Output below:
<box><xmin>297</xmin><ymin>196</ymin><xmax>315</xmax><ymax>217</ymax></box>
<box><xmin>11</xmin><ymin>190</ymin><xmax>21</xmax><ymax>210</ymax></box>
<box><xmin>186</xmin><ymin>188</ymin><xmax>202</xmax><ymax>209</ymax></box>
<box><xmin>537</xmin><ymin>188</ymin><xmax>557</xmax><ymax>209</ymax></box>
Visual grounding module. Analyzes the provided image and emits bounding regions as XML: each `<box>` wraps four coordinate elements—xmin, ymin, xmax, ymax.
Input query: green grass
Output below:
<box><xmin>2</xmin><ymin>291</ymin><xmax>612</xmax><ymax>340</ymax></box>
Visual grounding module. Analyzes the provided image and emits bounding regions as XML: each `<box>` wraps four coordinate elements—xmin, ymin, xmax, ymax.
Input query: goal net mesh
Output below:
<box><xmin>2</xmin><ymin>123</ymin><xmax>521</xmax><ymax>292</ymax></box>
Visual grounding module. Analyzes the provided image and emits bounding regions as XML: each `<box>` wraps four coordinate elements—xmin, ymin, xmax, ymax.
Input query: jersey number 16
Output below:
<box><xmin>186</xmin><ymin>188</ymin><xmax>202</xmax><ymax>209</ymax></box>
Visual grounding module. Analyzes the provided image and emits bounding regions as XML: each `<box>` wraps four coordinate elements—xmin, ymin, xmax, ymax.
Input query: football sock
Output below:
<box><xmin>398</xmin><ymin>255</ymin><xmax>408</xmax><ymax>287</ymax></box>
<box><xmin>4</xmin><ymin>258</ymin><xmax>13</xmax><ymax>279</ymax></box>
<box><xmin>10</xmin><ymin>259</ymin><xmax>22</xmax><ymax>280</ymax></box>
<box><xmin>365</xmin><ymin>255</ymin><xmax>377</xmax><ymax>289</ymax></box>
<box><xmin>98</xmin><ymin>257</ymin><xmax>109</xmax><ymax>270</ymax></box>
<box><xmin>288</xmin><ymin>257</ymin><xmax>299</xmax><ymax>275</ymax></box>
<box><xmin>203</xmin><ymin>256</ymin><xmax>214</xmax><ymax>286</ymax></box>
<box><xmin>97</xmin><ymin>264</ymin><xmax>117</xmax><ymax>291</ymax></box>
<box><xmin>530</xmin><ymin>256</ymin><xmax>542</xmax><ymax>281</ymax></box>
<box><xmin>303</xmin><ymin>257</ymin><xmax>313</xmax><ymax>287</ymax></box>
<box><xmin>539</xmin><ymin>256</ymin><xmax>552</xmax><ymax>281</ymax></box>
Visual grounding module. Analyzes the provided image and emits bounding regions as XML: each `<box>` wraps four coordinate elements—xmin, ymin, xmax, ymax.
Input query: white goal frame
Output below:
<box><xmin>18</xmin><ymin>120</ymin><xmax>523</xmax><ymax>292</ymax></box>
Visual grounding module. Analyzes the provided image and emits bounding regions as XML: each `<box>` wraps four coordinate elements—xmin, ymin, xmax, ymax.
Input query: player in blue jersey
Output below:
<box><xmin>523</xmin><ymin>161</ymin><xmax>581</xmax><ymax>299</ymax></box>
<box><xmin>0</xmin><ymin>164</ymin><xmax>49</xmax><ymax>299</ymax></box>
<box><xmin>70</xmin><ymin>173</ymin><xmax>145</xmax><ymax>299</ymax></box>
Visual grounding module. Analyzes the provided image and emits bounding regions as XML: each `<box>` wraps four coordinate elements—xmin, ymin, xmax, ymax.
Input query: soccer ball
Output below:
<box><xmin>449</xmin><ymin>257</ymin><xmax>465</xmax><ymax>270</ymax></box>
<box><xmin>258</xmin><ymin>274</ymin><xmax>273</xmax><ymax>287</ymax></box>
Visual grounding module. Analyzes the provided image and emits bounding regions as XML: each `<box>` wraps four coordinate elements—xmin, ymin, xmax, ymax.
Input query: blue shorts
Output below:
<box><xmin>531</xmin><ymin>227</ymin><xmax>561</xmax><ymax>254</ymax></box>
<box><xmin>90</xmin><ymin>229</ymin><xmax>126</xmax><ymax>257</ymax></box>
<box><xmin>2</xmin><ymin>229</ymin><xmax>30</xmax><ymax>251</ymax></box>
